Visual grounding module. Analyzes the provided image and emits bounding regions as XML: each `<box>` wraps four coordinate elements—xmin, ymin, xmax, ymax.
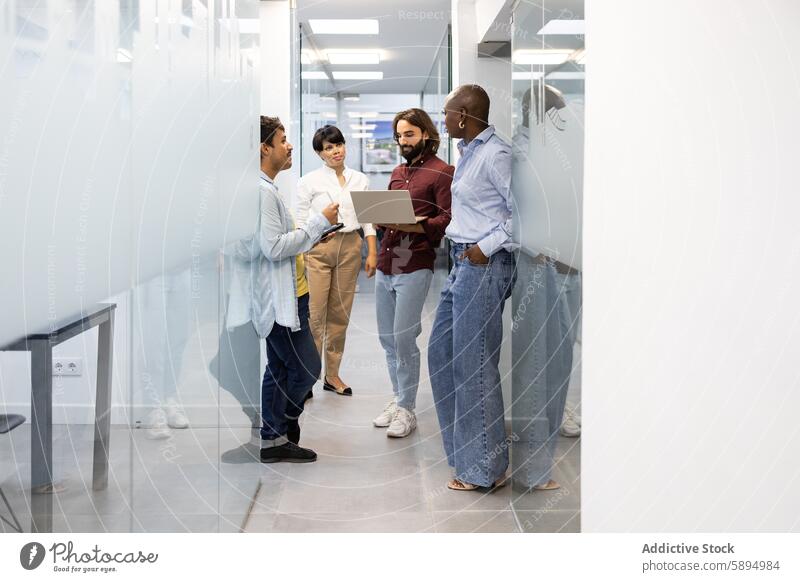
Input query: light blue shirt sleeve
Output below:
<box><xmin>476</xmin><ymin>145</ymin><xmax>513</xmax><ymax>256</ymax></box>
<box><xmin>259</xmin><ymin>184</ymin><xmax>330</xmax><ymax>262</ymax></box>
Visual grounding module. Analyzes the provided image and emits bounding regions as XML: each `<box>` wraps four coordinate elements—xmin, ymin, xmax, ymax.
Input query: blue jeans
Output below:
<box><xmin>260</xmin><ymin>293</ymin><xmax>321</xmax><ymax>442</ymax></box>
<box><xmin>511</xmin><ymin>255</ymin><xmax>579</xmax><ymax>487</ymax></box>
<box><xmin>375</xmin><ymin>269</ymin><xmax>434</xmax><ymax>411</ymax></box>
<box><xmin>428</xmin><ymin>243</ymin><xmax>516</xmax><ymax>487</ymax></box>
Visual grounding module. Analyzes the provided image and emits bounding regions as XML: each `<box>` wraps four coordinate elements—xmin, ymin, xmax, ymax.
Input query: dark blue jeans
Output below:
<box><xmin>260</xmin><ymin>293</ymin><xmax>321</xmax><ymax>441</ymax></box>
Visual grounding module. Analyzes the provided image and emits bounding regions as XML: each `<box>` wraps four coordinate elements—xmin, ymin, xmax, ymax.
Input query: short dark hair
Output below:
<box><xmin>392</xmin><ymin>108</ymin><xmax>440</xmax><ymax>156</ymax></box>
<box><xmin>261</xmin><ymin>116</ymin><xmax>284</xmax><ymax>147</ymax></box>
<box><xmin>312</xmin><ymin>125</ymin><xmax>346</xmax><ymax>152</ymax></box>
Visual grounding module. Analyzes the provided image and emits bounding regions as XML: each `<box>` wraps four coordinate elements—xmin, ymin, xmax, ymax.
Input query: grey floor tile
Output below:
<box><xmin>515</xmin><ymin>510</ymin><xmax>581</xmax><ymax>533</ymax></box>
<box><xmin>433</xmin><ymin>510</ymin><xmax>519</xmax><ymax>533</ymax></box>
<box><xmin>256</xmin><ymin>511</ymin><xmax>436</xmax><ymax>533</ymax></box>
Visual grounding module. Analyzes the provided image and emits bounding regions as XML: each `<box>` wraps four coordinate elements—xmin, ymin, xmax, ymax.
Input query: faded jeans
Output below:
<box><xmin>428</xmin><ymin>243</ymin><xmax>516</xmax><ymax>487</ymax></box>
<box><xmin>512</xmin><ymin>255</ymin><xmax>580</xmax><ymax>487</ymax></box>
<box><xmin>375</xmin><ymin>269</ymin><xmax>434</xmax><ymax>411</ymax></box>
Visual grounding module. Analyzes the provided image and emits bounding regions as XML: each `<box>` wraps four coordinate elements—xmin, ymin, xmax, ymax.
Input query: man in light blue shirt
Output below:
<box><xmin>428</xmin><ymin>84</ymin><xmax>517</xmax><ymax>491</ymax></box>
<box><xmin>237</xmin><ymin>116</ymin><xmax>338</xmax><ymax>464</ymax></box>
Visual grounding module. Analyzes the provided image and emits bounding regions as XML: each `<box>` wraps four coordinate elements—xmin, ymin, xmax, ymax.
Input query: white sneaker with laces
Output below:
<box><xmin>165</xmin><ymin>398</ymin><xmax>189</xmax><ymax>429</ymax></box>
<box><xmin>373</xmin><ymin>399</ymin><xmax>397</xmax><ymax>428</ymax></box>
<box><xmin>560</xmin><ymin>406</ymin><xmax>581</xmax><ymax>437</ymax></box>
<box><xmin>146</xmin><ymin>408</ymin><xmax>172</xmax><ymax>440</ymax></box>
<box><xmin>386</xmin><ymin>406</ymin><xmax>416</xmax><ymax>438</ymax></box>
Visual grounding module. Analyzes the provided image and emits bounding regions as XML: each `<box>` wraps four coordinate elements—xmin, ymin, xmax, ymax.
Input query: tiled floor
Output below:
<box><xmin>0</xmin><ymin>254</ymin><xmax>580</xmax><ymax>533</ymax></box>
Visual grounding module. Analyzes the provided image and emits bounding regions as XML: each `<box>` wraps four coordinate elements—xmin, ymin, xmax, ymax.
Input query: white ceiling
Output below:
<box><xmin>296</xmin><ymin>0</ymin><xmax>451</xmax><ymax>94</ymax></box>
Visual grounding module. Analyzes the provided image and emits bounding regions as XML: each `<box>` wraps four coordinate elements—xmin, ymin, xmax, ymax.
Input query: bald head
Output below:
<box><xmin>448</xmin><ymin>84</ymin><xmax>491</xmax><ymax>125</ymax></box>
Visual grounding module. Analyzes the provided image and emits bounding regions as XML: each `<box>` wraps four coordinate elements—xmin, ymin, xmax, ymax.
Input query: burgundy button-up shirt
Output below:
<box><xmin>377</xmin><ymin>152</ymin><xmax>454</xmax><ymax>275</ymax></box>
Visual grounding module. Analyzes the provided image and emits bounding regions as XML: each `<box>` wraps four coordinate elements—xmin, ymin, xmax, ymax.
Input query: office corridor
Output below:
<box><xmin>240</xmin><ymin>266</ymin><xmax>581</xmax><ymax>533</ymax></box>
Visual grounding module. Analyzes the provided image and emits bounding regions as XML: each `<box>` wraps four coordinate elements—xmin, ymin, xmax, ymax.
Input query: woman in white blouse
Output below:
<box><xmin>295</xmin><ymin>125</ymin><xmax>377</xmax><ymax>396</ymax></box>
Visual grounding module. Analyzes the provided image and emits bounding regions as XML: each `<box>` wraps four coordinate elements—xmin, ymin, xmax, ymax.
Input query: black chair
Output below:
<box><xmin>0</xmin><ymin>414</ymin><xmax>25</xmax><ymax>532</ymax></box>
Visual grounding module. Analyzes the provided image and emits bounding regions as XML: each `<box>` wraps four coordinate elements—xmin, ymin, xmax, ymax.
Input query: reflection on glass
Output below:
<box><xmin>510</xmin><ymin>0</ymin><xmax>584</xmax><ymax>532</ymax></box>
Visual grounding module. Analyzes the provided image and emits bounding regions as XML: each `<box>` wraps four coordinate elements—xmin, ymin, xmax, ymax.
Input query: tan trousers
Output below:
<box><xmin>305</xmin><ymin>230</ymin><xmax>362</xmax><ymax>378</ymax></box>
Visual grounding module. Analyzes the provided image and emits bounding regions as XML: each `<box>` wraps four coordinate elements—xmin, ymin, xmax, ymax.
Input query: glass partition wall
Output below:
<box><xmin>0</xmin><ymin>0</ymin><xmax>262</xmax><ymax>533</ymax></box>
<box><xmin>509</xmin><ymin>0</ymin><xmax>585</xmax><ymax>532</ymax></box>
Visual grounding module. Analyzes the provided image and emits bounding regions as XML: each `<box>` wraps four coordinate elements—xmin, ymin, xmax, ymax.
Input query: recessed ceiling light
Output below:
<box><xmin>301</xmin><ymin>71</ymin><xmax>329</xmax><ymax>80</ymax></box>
<box><xmin>351</xmin><ymin>124</ymin><xmax>376</xmax><ymax>130</ymax></box>
<box><xmin>351</xmin><ymin>132</ymin><xmax>374</xmax><ymax>139</ymax></box>
<box><xmin>512</xmin><ymin>71</ymin><xmax>544</xmax><ymax>80</ymax></box>
<box><xmin>347</xmin><ymin>111</ymin><xmax>378</xmax><ymax>118</ymax></box>
<box><xmin>343</xmin><ymin>94</ymin><xmax>360</xmax><ymax>102</ymax></box>
<box><xmin>326</xmin><ymin>50</ymin><xmax>380</xmax><ymax>65</ymax></box>
<box><xmin>537</xmin><ymin>19</ymin><xmax>585</xmax><ymax>35</ymax></box>
<box><xmin>309</xmin><ymin>19</ymin><xmax>379</xmax><ymax>35</ymax></box>
<box><xmin>332</xmin><ymin>71</ymin><xmax>383</xmax><ymax>80</ymax></box>
<box><xmin>320</xmin><ymin>96</ymin><xmax>336</xmax><ymax>101</ymax></box>
<box><xmin>512</xmin><ymin>50</ymin><xmax>572</xmax><ymax>65</ymax></box>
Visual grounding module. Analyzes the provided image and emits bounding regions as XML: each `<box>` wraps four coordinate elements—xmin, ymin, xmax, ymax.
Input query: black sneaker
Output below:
<box><xmin>260</xmin><ymin>441</ymin><xmax>317</xmax><ymax>463</ymax></box>
<box><xmin>286</xmin><ymin>420</ymin><xmax>301</xmax><ymax>445</ymax></box>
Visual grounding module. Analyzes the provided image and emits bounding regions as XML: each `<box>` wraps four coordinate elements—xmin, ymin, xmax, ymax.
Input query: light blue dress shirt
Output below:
<box><xmin>226</xmin><ymin>171</ymin><xmax>329</xmax><ymax>338</ymax></box>
<box><xmin>445</xmin><ymin>125</ymin><xmax>516</xmax><ymax>256</ymax></box>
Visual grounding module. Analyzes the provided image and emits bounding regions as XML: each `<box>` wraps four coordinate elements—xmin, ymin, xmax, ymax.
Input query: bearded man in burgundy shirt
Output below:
<box><xmin>371</xmin><ymin>108</ymin><xmax>454</xmax><ymax>438</ymax></box>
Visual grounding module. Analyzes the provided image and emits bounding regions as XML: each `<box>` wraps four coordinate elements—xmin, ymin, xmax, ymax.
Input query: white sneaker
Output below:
<box><xmin>146</xmin><ymin>408</ymin><xmax>172</xmax><ymax>440</ymax></box>
<box><xmin>165</xmin><ymin>398</ymin><xmax>189</xmax><ymax>429</ymax></box>
<box><xmin>560</xmin><ymin>406</ymin><xmax>581</xmax><ymax>437</ymax></box>
<box><xmin>386</xmin><ymin>406</ymin><xmax>416</xmax><ymax>438</ymax></box>
<box><xmin>373</xmin><ymin>399</ymin><xmax>397</xmax><ymax>428</ymax></box>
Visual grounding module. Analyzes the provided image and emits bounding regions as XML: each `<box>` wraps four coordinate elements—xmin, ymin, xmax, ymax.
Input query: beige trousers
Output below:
<box><xmin>305</xmin><ymin>231</ymin><xmax>362</xmax><ymax>378</ymax></box>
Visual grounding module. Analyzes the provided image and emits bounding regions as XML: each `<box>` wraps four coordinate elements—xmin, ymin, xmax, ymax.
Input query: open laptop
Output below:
<box><xmin>350</xmin><ymin>190</ymin><xmax>417</xmax><ymax>225</ymax></box>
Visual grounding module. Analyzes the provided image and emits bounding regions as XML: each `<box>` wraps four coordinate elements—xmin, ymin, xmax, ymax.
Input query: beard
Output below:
<box><xmin>400</xmin><ymin>139</ymin><xmax>426</xmax><ymax>162</ymax></box>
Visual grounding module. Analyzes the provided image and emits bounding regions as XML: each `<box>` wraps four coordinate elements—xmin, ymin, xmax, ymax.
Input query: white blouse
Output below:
<box><xmin>295</xmin><ymin>165</ymin><xmax>376</xmax><ymax>237</ymax></box>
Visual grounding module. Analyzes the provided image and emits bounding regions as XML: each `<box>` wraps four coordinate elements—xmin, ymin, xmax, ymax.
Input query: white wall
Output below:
<box><xmin>260</xmin><ymin>0</ymin><xmax>295</xmax><ymax>201</ymax></box>
<box><xmin>451</xmin><ymin>0</ymin><xmax>513</xmax><ymax>143</ymax></box>
<box><xmin>584</xmin><ymin>0</ymin><xmax>800</xmax><ymax>531</ymax></box>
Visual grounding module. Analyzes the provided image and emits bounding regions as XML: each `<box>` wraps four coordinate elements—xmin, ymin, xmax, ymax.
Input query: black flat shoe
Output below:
<box><xmin>323</xmin><ymin>378</ymin><xmax>352</xmax><ymax>396</ymax></box>
<box><xmin>287</xmin><ymin>419</ymin><xmax>300</xmax><ymax>445</ymax></box>
<box><xmin>260</xmin><ymin>442</ymin><xmax>317</xmax><ymax>463</ymax></box>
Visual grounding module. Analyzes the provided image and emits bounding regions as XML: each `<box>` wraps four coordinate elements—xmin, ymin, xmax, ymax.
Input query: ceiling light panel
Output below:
<box><xmin>301</xmin><ymin>71</ymin><xmax>329</xmax><ymax>80</ymax></box>
<box><xmin>512</xmin><ymin>50</ymin><xmax>573</xmax><ymax>65</ymax></box>
<box><xmin>326</xmin><ymin>51</ymin><xmax>380</xmax><ymax>65</ymax></box>
<box><xmin>309</xmin><ymin>19</ymin><xmax>379</xmax><ymax>35</ymax></box>
<box><xmin>332</xmin><ymin>71</ymin><xmax>383</xmax><ymax>80</ymax></box>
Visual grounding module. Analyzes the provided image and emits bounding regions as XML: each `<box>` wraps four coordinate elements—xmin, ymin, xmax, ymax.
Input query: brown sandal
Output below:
<box><xmin>533</xmin><ymin>480</ymin><xmax>561</xmax><ymax>491</ymax></box>
<box><xmin>447</xmin><ymin>476</ymin><xmax>508</xmax><ymax>491</ymax></box>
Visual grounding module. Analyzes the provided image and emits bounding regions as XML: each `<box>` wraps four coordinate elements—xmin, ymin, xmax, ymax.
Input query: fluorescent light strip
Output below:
<box><xmin>326</xmin><ymin>51</ymin><xmax>380</xmax><ymax>65</ymax></box>
<box><xmin>350</xmin><ymin>124</ymin><xmax>376</xmax><ymax>131</ymax></box>
<box><xmin>347</xmin><ymin>111</ymin><xmax>378</xmax><ymax>119</ymax></box>
<box><xmin>512</xmin><ymin>50</ymin><xmax>572</xmax><ymax>65</ymax></box>
<box><xmin>301</xmin><ymin>71</ymin><xmax>329</xmax><ymax>80</ymax></box>
<box><xmin>332</xmin><ymin>71</ymin><xmax>383</xmax><ymax>80</ymax></box>
<box><xmin>351</xmin><ymin>133</ymin><xmax>374</xmax><ymax>139</ymax></box>
<box><xmin>309</xmin><ymin>19</ymin><xmax>379</xmax><ymax>35</ymax></box>
<box><xmin>537</xmin><ymin>19</ymin><xmax>585</xmax><ymax>35</ymax></box>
